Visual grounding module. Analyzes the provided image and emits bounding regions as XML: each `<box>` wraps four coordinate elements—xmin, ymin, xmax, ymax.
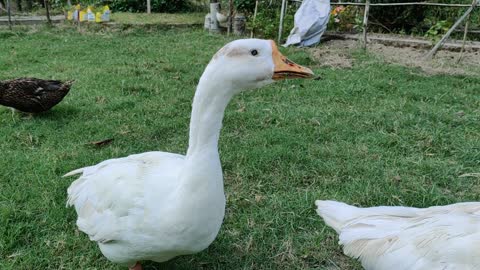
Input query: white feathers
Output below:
<box><xmin>65</xmin><ymin>150</ymin><xmax>227</xmax><ymax>265</ymax></box>
<box><xmin>63</xmin><ymin>167</ymin><xmax>86</xmax><ymax>177</ymax></box>
<box><xmin>66</xmin><ymin>152</ymin><xmax>184</xmax><ymax>250</ymax></box>
<box><xmin>315</xmin><ymin>200</ymin><xmax>480</xmax><ymax>270</ymax></box>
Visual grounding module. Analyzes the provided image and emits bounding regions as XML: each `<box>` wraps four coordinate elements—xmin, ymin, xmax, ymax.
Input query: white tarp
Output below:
<box><xmin>283</xmin><ymin>0</ymin><xmax>331</xmax><ymax>47</ymax></box>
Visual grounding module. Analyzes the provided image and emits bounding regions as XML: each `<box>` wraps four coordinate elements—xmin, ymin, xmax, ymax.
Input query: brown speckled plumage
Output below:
<box><xmin>0</xmin><ymin>78</ymin><xmax>73</xmax><ymax>113</ymax></box>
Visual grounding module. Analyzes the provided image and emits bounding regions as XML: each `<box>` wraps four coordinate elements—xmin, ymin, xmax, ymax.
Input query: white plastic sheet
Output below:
<box><xmin>283</xmin><ymin>0</ymin><xmax>331</xmax><ymax>47</ymax></box>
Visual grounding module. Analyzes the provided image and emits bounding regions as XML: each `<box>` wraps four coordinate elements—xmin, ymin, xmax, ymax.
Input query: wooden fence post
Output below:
<box><xmin>362</xmin><ymin>0</ymin><xmax>370</xmax><ymax>50</ymax></box>
<box><xmin>425</xmin><ymin>0</ymin><xmax>477</xmax><ymax>59</ymax></box>
<box><xmin>7</xmin><ymin>0</ymin><xmax>12</xmax><ymax>30</ymax></box>
<box><xmin>44</xmin><ymin>0</ymin><xmax>51</xmax><ymax>25</ymax></box>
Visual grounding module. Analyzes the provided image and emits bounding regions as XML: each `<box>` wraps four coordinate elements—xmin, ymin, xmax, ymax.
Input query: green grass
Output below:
<box><xmin>0</xmin><ymin>26</ymin><xmax>479</xmax><ymax>269</ymax></box>
<box><xmin>111</xmin><ymin>12</ymin><xmax>205</xmax><ymax>25</ymax></box>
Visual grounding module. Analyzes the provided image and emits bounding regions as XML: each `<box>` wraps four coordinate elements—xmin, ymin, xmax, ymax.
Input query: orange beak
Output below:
<box><xmin>270</xmin><ymin>40</ymin><xmax>314</xmax><ymax>80</ymax></box>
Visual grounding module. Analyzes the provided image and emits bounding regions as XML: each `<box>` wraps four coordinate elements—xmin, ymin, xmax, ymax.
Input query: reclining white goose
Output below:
<box><xmin>64</xmin><ymin>39</ymin><xmax>313</xmax><ymax>270</ymax></box>
<box><xmin>315</xmin><ymin>200</ymin><xmax>480</xmax><ymax>270</ymax></box>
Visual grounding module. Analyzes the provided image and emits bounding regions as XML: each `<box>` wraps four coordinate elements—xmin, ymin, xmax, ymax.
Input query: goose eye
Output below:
<box><xmin>250</xmin><ymin>49</ymin><xmax>258</xmax><ymax>56</ymax></box>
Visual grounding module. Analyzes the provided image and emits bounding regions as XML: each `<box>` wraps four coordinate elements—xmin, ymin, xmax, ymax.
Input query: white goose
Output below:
<box><xmin>315</xmin><ymin>200</ymin><xmax>480</xmax><ymax>270</ymax></box>
<box><xmin>64</xmin><ymin>39</ymin><xmax>313</xmax><ymax>270</ymax></box>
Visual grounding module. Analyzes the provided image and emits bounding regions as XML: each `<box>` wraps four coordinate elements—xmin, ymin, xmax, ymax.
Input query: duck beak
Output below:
<box><xmin>270</xmin><ymin>40</ymin><xmax>314</xmax><ymax>80</ymax></box>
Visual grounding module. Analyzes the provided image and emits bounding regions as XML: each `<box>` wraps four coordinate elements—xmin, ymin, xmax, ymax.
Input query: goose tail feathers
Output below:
<box><xmin>63</xmin><ymin>168</ymin><xmax>85</xmax><ymax>177</ymax></box>
<box><xmin>315</xmin><ymin>200</ymin><xmax>362</xmax><ymax>232</ymax></box>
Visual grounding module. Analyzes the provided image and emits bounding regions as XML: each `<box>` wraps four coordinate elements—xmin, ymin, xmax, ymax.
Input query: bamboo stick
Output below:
<box><xmin>330</xmin><ymin>2</ymin><xmax>472</xmax><ymax>7</ymax></box>
<box><xmin>457</xmin><ymin>0</ymin><xmax>476</xmax><ymax>63</ymax></box>
<box><xmin>278</xmin><ymin>0</ymin><xmax>287</xmax><ymax>43</ymax></box>
<box><xmin>425</xmin><ymin>0</ymin><xmax>477</xmax><ymax>59</ymax></box>
<box><xmin>362</xmin><ymin>0</ymin><xmax>370</xmax><ymax>50</ymax></box>
<box><xmin>228</xmin><ymin>0</ymin><xmax>233</xmax><ymax>36</ymax></box>
<box><xmin>456</xmin><ymin>20</ymin><xmax>470</xmax><ymax>62</ymax></box>
<box><xmin>324</xmin><ymin>32</ymin><xmax>480</xmax><ymax>51</ymax></box>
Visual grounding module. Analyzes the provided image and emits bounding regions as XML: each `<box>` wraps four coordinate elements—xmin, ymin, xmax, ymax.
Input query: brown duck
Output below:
<box><xmin>0</xmin><ymin>78</ymin><xmax>73</xmax><ymax>113</ymax></box>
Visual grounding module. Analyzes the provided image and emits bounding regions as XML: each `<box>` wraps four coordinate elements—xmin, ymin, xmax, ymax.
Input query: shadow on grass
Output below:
<box><xmin>0</xmin><ymin>105</ymin><xmax>80</xmax><ymax>121</ymax></box>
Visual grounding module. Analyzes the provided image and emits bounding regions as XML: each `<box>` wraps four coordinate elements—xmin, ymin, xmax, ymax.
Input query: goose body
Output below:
<box><xmin>65</xmin><ymin>39</ymin><xmax>313</xmax><ymax>268</ymax></box>
<box><xmin>315</xmin><ymin>200</ymin><xmax>480</xmax><ymax>270</ymax></box>
<box><xmin>65</xmin><ymin>151</ymin><xmax>224</xmax><ymax>264</ymax></box>
<box><xmin>0</xmin><ymin>78</ymin><xmax>72</xmax><ymax>113</ymax></box>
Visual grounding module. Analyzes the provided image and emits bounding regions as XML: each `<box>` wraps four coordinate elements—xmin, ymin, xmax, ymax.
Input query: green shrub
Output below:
<box><xmin>234</xmin><ymin>0</ymin><xmax>256</xmax><ymax>12</ymax></box>
<box><xmin>251</xmin><ymin>4</ymin><xmax>295</xmax><ymax>40</ymax></box>
<box><xmin>424</xmin><ymin>19</ymin><xmax>452</xmax><ymax>40</ymax></box>
<box><xmin>109</xmin><ymin>0</ymin><xmax>193</xmax><ymax>13</ymax></box>
<box><xmin>329</xmin><ymin>5</ymin><xmax>363</xmax><ymax>32</ymax></box>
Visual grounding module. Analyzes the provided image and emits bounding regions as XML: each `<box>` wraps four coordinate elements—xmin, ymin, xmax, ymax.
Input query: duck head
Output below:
<box><xmin>201</xmin><ymin>39</ymin><xmax>314</xmax><ymax>94</ymax></box>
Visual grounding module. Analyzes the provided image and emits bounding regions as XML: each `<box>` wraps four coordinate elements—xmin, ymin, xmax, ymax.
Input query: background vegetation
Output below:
<box><xmin>226</xmin><ymin>0</ymin><xmax>480</xmax><ymax>40</ymax></box>
<box><xmin>1</xmin><ymin>0</ymin><xmax>478</xmax><ymax>41</ymax></box>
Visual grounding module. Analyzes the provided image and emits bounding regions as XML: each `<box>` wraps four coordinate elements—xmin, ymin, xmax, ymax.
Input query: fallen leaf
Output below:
<box><xmin>87</xmin><ymin>138</ymin><xmax>114</xmax><ymax>147</ymax></box>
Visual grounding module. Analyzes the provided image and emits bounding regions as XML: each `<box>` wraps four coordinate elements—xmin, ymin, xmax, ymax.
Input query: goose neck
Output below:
<box><xmin>186</xmin><ymin>78</ymin><xmax>234</xmax><ymax>157</ymax></box>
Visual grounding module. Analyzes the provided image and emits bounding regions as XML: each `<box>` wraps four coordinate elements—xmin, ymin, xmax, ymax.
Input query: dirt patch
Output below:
<box><xmin>310</xmin><ymin>38</ymin><xmax>480</xmax><ymax>76</ymax></box>
<box><xmin>311</xmin><ymin>40</ymin><xmax>357</xmax><ymax>69</ymax></box>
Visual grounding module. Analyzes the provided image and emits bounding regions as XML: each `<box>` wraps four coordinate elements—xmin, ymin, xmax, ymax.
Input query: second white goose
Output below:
<box><xmin>315</xmin><ymin>200</ymin><xmax>480</xmax><ymax>270</ymax></box>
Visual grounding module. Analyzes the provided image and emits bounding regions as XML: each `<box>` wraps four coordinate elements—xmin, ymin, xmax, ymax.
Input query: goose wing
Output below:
<box><xmin>65</xmin><ymin>151</ymin><xmax>185</xmax><ymax>244</ymax></box>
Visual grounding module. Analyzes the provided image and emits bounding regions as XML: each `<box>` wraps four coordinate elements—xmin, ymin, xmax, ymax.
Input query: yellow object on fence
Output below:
<box><xmin>67</xmin><ymin>4</ymin><xmax>111</xmax><ymax>23</ymax></box>
<box><xmin>101</xmin><ymin>5</ymin><xmax>111</xmax><ymax>22</ymax></box>
<box><xmin>79</xmin><ymin>10</ymin><xmax>87</xmax><ymax>22</ymax></box>
<box><xmin>95</xmin><ymin>12</ymin><xmax>102</xmax><ymax>23</ymax></box>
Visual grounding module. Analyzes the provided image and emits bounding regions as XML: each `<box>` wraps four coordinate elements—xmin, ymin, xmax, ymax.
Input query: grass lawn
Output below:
<box><xmin>0</xmin><ymin>26</ymin><xmax>479</xmax><ymax>269</ymax></box>
<box><xmin>111</xmin><ymin>12</ymin><xmax>205</xmax><ymax>25</ymax></box>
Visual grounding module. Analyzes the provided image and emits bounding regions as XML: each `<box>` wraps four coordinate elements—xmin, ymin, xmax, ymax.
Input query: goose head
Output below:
<box><xmin>200</xmin><ymin>39</ymin><xmax>314</xmax><ymax>95</ymax></box>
